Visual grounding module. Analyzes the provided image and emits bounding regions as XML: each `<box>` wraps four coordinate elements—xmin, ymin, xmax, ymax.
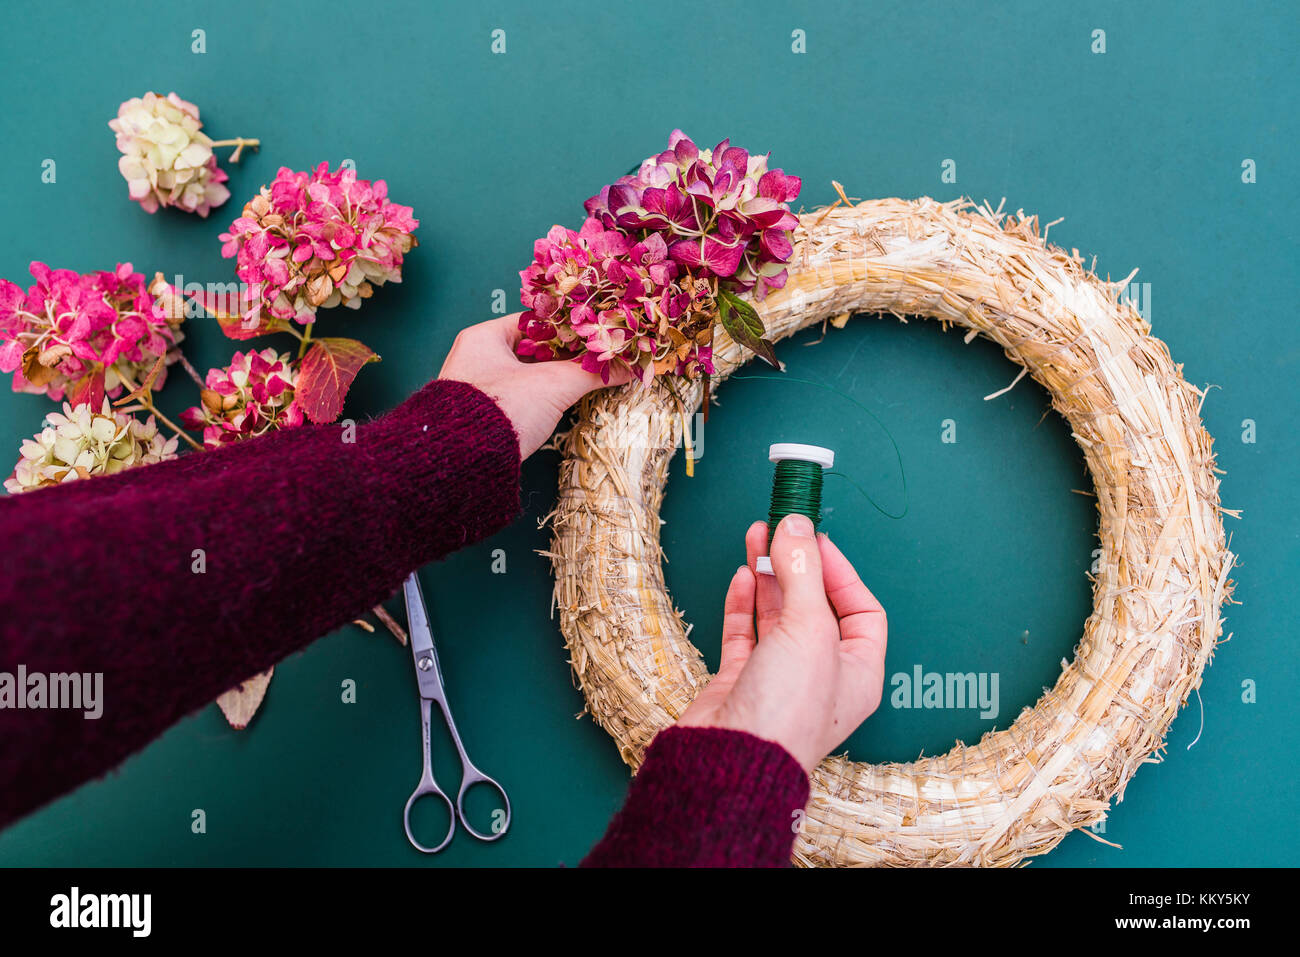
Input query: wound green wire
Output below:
<box><xmin>767</xmin><ymin>457</ymin><xmax>825</xmax><ymax>543</ymax></box>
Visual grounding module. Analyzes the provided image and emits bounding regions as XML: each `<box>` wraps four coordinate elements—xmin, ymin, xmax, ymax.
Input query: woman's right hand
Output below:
<box><xmin>676</xmin><ymin>514</ymin><xmax>888</xmax><ymax>773</ymax></box>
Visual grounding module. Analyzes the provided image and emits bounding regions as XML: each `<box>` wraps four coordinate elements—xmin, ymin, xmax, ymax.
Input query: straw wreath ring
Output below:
<box><xmin>547</xmin><ymin>194</ymin><xmax>1235</xmax><ymax>867</ymax></box>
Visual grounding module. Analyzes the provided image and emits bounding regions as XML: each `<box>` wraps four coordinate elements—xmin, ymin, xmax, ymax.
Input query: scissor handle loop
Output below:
<box><xmin>455</xmin><ymin>767</ymin><xmax>512</xmax><ymax>842</ymax></box>
<box><xmin>403</xmin><ymin>782</ymin><xmax>456</xmax><ymax>854</ymax></box>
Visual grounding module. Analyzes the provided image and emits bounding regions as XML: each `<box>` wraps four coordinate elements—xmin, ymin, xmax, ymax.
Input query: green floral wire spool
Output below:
<box><xmin>756</xmin><ymin>443</ymin><xmax>834</xmax><ymax>576</ymax></box>
<box><xmin>548</xmin><ymin>196</ymin><xmax>1235</xmax><ymax>867</ymax></box>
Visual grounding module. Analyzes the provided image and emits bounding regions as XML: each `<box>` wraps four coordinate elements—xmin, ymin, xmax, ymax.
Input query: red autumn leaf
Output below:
<box><xmin>186</xmin><ymin>285</ymin><xmax>241</xmax><ymax>321</ymax></box>
<box><xmin>187</xmin><ymin>286</ymin><xmax>289</xmax><ymax>340</ymax></box>
<box><xmin>295</xmin><ymin>337</ymin><xmax>379</xmax><ymax>424</ymax></box>
<box><xmin>216</xmin><ymin>313</ymin><xmax>284</xmax><ymax>340</ymax></box>
<box><xmin>66</xmin><ymin>369</ymin><xmax>105</xmax><ymax>409</ymax></box>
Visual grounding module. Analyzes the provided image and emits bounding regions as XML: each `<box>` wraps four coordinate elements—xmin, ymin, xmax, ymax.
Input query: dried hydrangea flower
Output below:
<box><xmin>180</xmin><ymin>348</ymin><xmax>303</xmax><ymax>448</ymax></box>
<box><xmin>584</xmin><ymin>129</ymin><xmax>801</xmax><ymax>300</ymax></box>
<box><xmin>517</xmin><ymin>219</ymin><xmax>716</xmax><ymax>384</ymax></box>
<box><xmin>109</xmin><ymin>92</ymin><xmax>256</xmax><ymax>217</ymax></box>
<box><xmin>518</xmin><ymin>131</ymin><xmax>799</xmax><ymax>382</ymax></box>
<box><xmin>5</xmin><ymin>399</ymin><xmax>177</xmax><ymax>494</ymax></box>
<box><xmin>0</xmin><ymin>262</ymin><xmax>185</xmax><ymax>408</ymax></box>
<box><xmin>217</xmin><ymin>163</ymin><xmax>419</xmax><ymax>333</ymax></box>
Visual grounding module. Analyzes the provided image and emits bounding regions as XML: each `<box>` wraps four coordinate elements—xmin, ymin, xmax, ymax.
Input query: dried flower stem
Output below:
<box><xmin>296</xmin><ymin>323</ymin><xmax>313</xmax><ymax>359</ymax></box>
<box><xmin>663</xmin><ymin>378</ymin><xmax>694</xmax><ymax>477</ymax></box>
<box><xmin>175</xmin><ymin>351</ymin><xmax>208</xmax><ymax>389</ymax></box>
<box><xmin>116</xmin><ymin>370</ymin><xmax>202</xmax><ymax>451</ymax></box>
<box><xmin>208</xmin><ymin>137</ymin><xmax>260</xmax><ymax>163</ymax></box>
<box><xmin>371</xmin><ymin>604</ymin><xmax>408</xmax><ymax>645</ymax></box>
<box><xmin>349</xmin><ymin>606</ymin><xmax>407</xmax><ymax>643</ymax></box>
<box><xmin>149</xmin><ymin>406</ymin><xmax>201</xmax><ymax>451</ymax></box>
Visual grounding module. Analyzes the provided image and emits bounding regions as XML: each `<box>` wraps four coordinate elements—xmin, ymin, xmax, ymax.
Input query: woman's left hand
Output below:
<box><xmin>438</xmin><ymin>314</ymin><xmax>629</xmax><ymax>458</ymax></box>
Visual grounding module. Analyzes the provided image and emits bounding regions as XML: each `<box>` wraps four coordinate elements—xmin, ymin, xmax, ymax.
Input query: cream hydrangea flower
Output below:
<box><xmin>109</xmin><ymin>92</ymin><xmax>254</xmax><ymax>217</ymax></box>
<box><xmin>5</xmin><ymin>399</ymin><xmax>178</xmax><ymax>494</ymax></box>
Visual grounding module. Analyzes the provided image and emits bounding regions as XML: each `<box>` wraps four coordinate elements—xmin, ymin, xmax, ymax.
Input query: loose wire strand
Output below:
<box><xmin>731</xmin><ymin>373</ymin><xmax>909</xmax><ymax>520</ymax></box>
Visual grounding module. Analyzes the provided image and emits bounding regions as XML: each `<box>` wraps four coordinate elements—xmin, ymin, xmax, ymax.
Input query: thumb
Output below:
<box><xmin>769</xmin><ymin>514</ymin><xmax>829</xmax><ymax>623</ymax></box>
<box><xmin>531</xmin><ymin>357</ymin><xmax>632</xmax><ymax>408</ymax></box>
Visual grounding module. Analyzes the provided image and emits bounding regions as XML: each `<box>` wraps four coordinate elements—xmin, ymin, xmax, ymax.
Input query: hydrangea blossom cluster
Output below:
<box><xmin>218</xmin><ymin>164</ymin><xmax>419</xmax><ymax>332</ymax></box>
<box><xmin>109</xmin><ymin>92</ymin><xmax>233</xmax><ymax>217</ymax></box>
<box><xmin>517</xmin><ymin>221</ymin><xmax>716</xmax><ymax>383</ymax></box>
<box><xmin>180</xmin><ymin>348</ymin><xmax>303</xmax><ymax>449</ymax></box>
<box><xmin>0</xmin><ymin>262</ymin><xmax>184</xmax><ymax>408</ymax></box>
<box><xmin>584</xmin><ymin>129</ymin><xmax>801</xmax><ymax>300</ymax></box>
<box><xmin>5</xmin><ymin>399</ymin><xmax>178</xmax><ymax>494</ymax></box>
<box><xmin>518</xmin><ymin>131</ymin><xmax>800</xmax><ymax>383</ymax></box>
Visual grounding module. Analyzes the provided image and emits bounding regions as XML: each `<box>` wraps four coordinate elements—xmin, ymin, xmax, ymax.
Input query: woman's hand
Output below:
<box><xmin>677</xmin><ymin>515</ymin><xmax>888</xmax><ymax>773</ymax></box>
<box><xmin>438</xmin><ymin>314</ymin><xmax>628</xmax><ymax>458</ymax></box>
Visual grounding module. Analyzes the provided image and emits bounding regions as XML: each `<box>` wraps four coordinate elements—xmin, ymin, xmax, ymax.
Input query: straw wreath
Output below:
<box><xmin>545</xmin><ymin>194</ymin><xmax>1235</xmax><ymax>867</ymax></box>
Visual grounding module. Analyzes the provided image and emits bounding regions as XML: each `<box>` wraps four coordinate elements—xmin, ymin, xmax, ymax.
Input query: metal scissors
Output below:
<box><xmin>401</xmin><ymin>572</ymin><xmax>511</xmax><ymax>853</ymax></box>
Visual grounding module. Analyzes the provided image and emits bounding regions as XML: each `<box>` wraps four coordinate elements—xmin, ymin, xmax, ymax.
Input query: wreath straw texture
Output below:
<box><xmin>546</xmin><ymin>196</ymin><xmax>1235</xmax><ymax>867</ymax></box>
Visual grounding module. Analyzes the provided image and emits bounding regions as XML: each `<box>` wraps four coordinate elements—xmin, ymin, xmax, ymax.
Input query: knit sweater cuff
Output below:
<box><xmin>376</xmin><ymin>378</ymin><xmax>522</xmax><ymax>565</ymax></box>
<box><xmin>581</xmin><ymin>726</ymin><xmax>810</xmax><ymax>867</ymax></box>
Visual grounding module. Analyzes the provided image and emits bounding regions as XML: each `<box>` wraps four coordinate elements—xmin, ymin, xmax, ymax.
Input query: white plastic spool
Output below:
<box><xmin>755</xmin><ymin>443</ymin><xmax>835</xmax><ymax>576</ymax></box>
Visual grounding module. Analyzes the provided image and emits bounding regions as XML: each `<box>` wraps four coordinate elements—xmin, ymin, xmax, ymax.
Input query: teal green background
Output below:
<box><xmin>0</xmin><ymin>0</ymin><xmax>1295</xmax><ymax>866</ymax></box>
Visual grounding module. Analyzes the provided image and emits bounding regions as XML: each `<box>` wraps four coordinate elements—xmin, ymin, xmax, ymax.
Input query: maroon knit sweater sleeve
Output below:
<box><xmin>0</xmin><ymin>378</ymin><xmax>520</xmax><ymax>830</ymax></box>
<box><xmin>581</xmin><ymin>726</ymin><xmax>811</xmax><ymax>867</ymax></box>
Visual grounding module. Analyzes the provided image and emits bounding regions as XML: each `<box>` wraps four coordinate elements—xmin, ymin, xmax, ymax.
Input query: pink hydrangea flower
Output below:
<box><xmin>517</xmin><ymin>219</ymin><xmax>716</xmax><ymax>384</ymax></box>
<box><xmin>584</xmin><ymin>129</ymin><xmax>801</xmax><ymax>300</ymax></box>
<box><xmin>0</xmin><ymin>262</ymin><xmax>184</xmax><ymax>408</ymax></box>
<box><xmin>180</xmin><ymin>348</ymin><xmax>303</xmax><ymax>448</ymax></box>
<box><xmin>217</xmin><ymin>163</ymin><xmax>419</xmax><ymax>333</ymax></box>
<box><xmin>519</xmin><ymin>131</ymin><xmax>799</xmax><ymax>385</ymax></box>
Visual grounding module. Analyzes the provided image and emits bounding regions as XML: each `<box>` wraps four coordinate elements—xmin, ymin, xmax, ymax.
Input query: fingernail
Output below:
<box><xmin>780</xmin><ymin>514</ymin><xmax>814</xmax><ymax>538</ymax></box>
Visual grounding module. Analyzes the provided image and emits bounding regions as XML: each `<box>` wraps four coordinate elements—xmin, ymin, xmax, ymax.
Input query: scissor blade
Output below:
<box><xmin>402</xmin><ymin>573</ymin><xmax>435</xmax><ymax>657</ymax></box>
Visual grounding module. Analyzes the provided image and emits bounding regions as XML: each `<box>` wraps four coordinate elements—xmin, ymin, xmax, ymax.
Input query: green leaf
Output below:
<box><xmin>296</xmin><ymin>337</ymin><xmax>380</xmax><ymax>424</ymax></box>
<box><xmin>717</xmin><ymin>289</ymin><xmax>779</xmax><ymax>368</ymax></box>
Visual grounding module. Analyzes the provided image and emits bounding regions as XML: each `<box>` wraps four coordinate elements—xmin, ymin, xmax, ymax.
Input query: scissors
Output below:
<box><xmin>401</xmin><ymin>571</ymin><xmax>511</xmax><ymax>853</ymax></box>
